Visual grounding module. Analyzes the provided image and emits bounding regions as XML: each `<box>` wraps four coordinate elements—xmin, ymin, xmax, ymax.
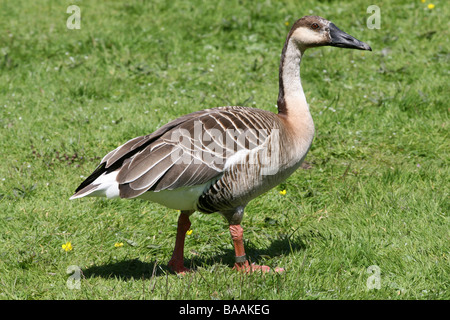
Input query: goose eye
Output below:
<box><xmin>311</xmin><ymin>23</ymin><xmax>320</xmax><ymax>30</ymax></box>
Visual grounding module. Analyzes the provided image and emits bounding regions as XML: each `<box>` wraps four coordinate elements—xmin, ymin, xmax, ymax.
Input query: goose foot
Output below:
<box><xmin>168</xmin><ymin>211</ymin><xmax>193</xmax><ymax>274</ymax></box>
<box><xmin>229</xmin><ymin>224</ymin><xmax>285</xmax><ymax>274</ymax></box>
<box><xmin>233</xmin><ymin>261</ymin><xmax>284</xmax><ymax>273</ymax></box>
<box><xmin>168</xmin><ymin>259</ymin><xmax>191</xmax><ymax>274</ymax></box>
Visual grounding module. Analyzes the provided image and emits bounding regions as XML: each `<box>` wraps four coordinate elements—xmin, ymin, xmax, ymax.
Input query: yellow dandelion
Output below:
<box><xmin>279</xmin><ymin>189</ymin><xmax>287</xmax><ymax>195</ymax></box>
<box><xmin>284</xmin><ymin>21</ymin><xmax>289</xmax><ymax>26</ymax></box>
<box><xmin>420</xmin><ymin>0</ymin><xmax>426</xmax><ymax>3</ymax></box>
<box><xmin>62</xmin><ymin>241</ymin><xmax>73</xmax><ymax>252</ymax></box>
<box><xmin>186</xmin><ymin>229</ymin><xmax>193</xmax><ymax>236</ymax></box>
<box><xmin>427</xmin><ymin>3</ymin><xmax>435</xmax><ymax>9</ymax></box>
<box><xmin>114</xmin><ymin>242</ymin><xmax>124</xmax><ymax>248</ymax></box>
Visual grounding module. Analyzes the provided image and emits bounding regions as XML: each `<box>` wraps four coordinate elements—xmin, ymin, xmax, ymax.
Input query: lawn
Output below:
<box><xmin>0</xmin><ymin>0</ymin><xmax>448</xmax><ymax>300</ymax></box>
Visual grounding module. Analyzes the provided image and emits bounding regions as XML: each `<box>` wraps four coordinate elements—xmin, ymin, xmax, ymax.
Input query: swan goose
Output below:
<box><xmin>70</xmin><ymin>16</ymin><xmax>371</xmax><ymax>273</ymax></box>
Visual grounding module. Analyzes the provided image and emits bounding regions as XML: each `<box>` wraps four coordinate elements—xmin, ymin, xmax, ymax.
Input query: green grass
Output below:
<box><xmin>0</xmin><ymin>0</ymin><xmax>448</xmax><ymax>300</ymax></box>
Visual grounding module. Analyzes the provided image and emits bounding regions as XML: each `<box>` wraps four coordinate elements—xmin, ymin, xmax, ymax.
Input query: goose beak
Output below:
<box><xmin>329</xmin><ymin>23</ymin><xmax>372</xmax><ymax>51</ymax></box>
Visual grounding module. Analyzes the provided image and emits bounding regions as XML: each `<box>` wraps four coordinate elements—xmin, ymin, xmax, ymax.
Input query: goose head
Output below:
<box><xmin>288</xmin><ymin>16</ymin><xmax>372</xmax><ymax>51</ymax></box>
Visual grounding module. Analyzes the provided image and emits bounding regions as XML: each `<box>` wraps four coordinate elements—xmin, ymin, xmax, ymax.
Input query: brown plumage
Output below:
<box><xmin>72</xmin><ymin>106</ymin><xmax>288</xmax><ymax>205</ymax></box>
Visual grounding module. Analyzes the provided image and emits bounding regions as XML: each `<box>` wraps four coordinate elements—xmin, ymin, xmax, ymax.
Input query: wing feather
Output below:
<box><xmin>72</xmin><ymin>106</ymin><xmax>279</xmax><ymax>200</ymax></box>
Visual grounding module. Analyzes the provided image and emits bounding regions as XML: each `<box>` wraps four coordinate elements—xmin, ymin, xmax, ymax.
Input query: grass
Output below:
<box><xmin>0</xmin><ymin>0</ymin><xmax>448</xmax><ymax>300</ymax></box>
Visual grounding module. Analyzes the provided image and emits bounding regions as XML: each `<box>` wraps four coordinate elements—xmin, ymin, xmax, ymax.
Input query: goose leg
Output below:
<box><xmin>168</xmin><ymin>211</ymin><xmax>193</xmax><ymax>274</ymax></box>
<box><xmin>229</xmin><ymin>224</ymin><xmax>283</xmax><ymax>273</ymax></box>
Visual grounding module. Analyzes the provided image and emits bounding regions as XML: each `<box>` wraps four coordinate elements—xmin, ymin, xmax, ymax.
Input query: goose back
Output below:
<box><xmin>71</xmin><ymin>106</ymin><xmax>313</xmax><ymax>213</ymax></box>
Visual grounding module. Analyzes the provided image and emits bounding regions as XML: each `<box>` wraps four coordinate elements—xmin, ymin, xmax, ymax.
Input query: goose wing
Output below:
<box><xmin>72</xmin><ymin>106</ymin><xmax>275</xmax><ymax>199</ymax></box>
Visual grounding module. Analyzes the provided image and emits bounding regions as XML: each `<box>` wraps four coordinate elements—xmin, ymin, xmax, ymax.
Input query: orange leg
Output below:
<box><xmin>168</xmin><ymin>211</ymin><xmax>192</xmax><ymax>274</ymax></box>
<box><xmin>229</xmin><ymin>224</ymin><xmax>284</xmax><ymax>273</ymax></box>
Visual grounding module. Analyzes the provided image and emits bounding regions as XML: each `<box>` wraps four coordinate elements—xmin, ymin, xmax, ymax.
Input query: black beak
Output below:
<box><xmin>329</xmin><ymin>23</ymin><xmax>372</xmax><ymax>51</ymax></box>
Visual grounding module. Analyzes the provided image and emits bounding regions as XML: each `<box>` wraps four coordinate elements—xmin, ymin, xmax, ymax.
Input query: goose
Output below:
<box><xmin>70</xmin><ymin>16</ymin><xmax>371</xmax><ymax>274</ymax></box>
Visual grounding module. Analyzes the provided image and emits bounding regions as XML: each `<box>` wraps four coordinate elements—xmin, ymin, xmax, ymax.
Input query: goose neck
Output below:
<box><xmin>277</xmin><ymin>38</ymin><xmax>308</xmax><ymax>117</ymax></box>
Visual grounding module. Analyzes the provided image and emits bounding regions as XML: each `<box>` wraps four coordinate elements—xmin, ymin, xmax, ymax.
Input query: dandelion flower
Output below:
<box><xmin>284</xmin><ymin>21</ymin><xmax>289</xmax><ymax>26</ymax></box>
<box><xmin>279</xmin><ymin>189</ymin><xmax>287</xmax><ymax>195</ymax></box>
<box><xmin>114</xmin><ymin>242</ymin><xmax>124</xmax><ymax>248</ymax></box>
<box><xmin>427</xmin><ymin>3</ymin><xmax>435</xmax><ymax>9</ymax></box>
<box><xmin>420</xmin><ymin>0</ymin><xmax>426</xmax><ymax>3</ymax></box>
<box><xmin>62</xmin><ymin>241</ymin><xmax>73</xmax><ymax>252</ymax></box>
<box><xmin>186</xmin><ymin>230</ymin><xmax>193</xmax><ymax>236</ymax></box>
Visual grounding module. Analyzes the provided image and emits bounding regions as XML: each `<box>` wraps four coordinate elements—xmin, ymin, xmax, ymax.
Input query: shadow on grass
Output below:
<box><xmin>83</xmin><ymin>258</ymin><xmax>164</xmax><ymax>280</ymax></box>
<box><xmin>83</xmin><ymin>235</ymin><xmax>306</xmax><ymax>280</ymax></box>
